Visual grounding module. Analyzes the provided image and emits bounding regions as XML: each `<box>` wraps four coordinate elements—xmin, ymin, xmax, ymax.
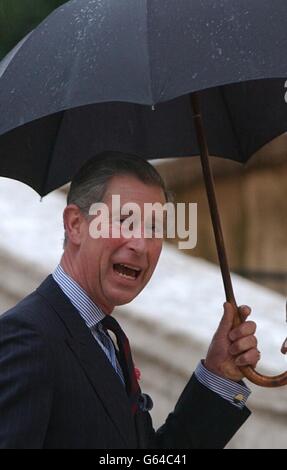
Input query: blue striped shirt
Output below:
<box><xmin>53</xmin><ymin>265</ymin><xmax>250</xmax><ymax>409</ymax></box>
<box><xmin>52</xmin><ymin>265</ymin><xmax>125</xmax><ymax>385</ymax></box>
<box><xmin>195</xmin><ymin>362</ymin><xmax>250</xmax><ymax>409</ymax></box>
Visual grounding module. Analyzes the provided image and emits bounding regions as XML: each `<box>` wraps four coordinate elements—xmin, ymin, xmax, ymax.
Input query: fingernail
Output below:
<box><xmin>240</xmin><ymin>305</ymin><xmax>250</xmax><ymax>311</ymax></box>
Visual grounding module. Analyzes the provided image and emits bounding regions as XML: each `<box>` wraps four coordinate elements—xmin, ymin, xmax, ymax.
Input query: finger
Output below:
<box><xmin>238</xmin><ymin>305</ymin><xmax>252</xmax><ymax>320</ymax></box>
<box><xmin>229</xmin><ymin>335</ymin><xmax>258</xmax><ymax>356</ymax></box>
<box><xmin>235</xmin><ymin>349</ymin><xmax>261</xmax><ymax>367</ymax></box>
<box><xmin>229</xmin><ymin>321</ymin><xmax>257</xmax><ymax>342</ymax></box>
<box><xmin>281</xmin><ymin>338</ymin><xmax>287</xmax><ymax>355</ymax></box>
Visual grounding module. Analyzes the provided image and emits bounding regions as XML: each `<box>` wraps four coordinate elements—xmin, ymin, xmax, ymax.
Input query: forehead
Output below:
<box><xmin>103</xmin><ymin>175</ymin><xmax>166</xmax><ymax>205</ymax></box>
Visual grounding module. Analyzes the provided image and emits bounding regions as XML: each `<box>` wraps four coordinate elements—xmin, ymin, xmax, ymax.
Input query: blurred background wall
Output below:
<box><xmin>158</xmin><ymin>134</ymin><xmax>287</xmax><ymax>296</ymax></box>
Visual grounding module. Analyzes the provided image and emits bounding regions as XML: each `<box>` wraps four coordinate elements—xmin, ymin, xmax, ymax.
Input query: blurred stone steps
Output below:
<box><xmin>0</xmin><ymin>178</ymin><xmax>287</xmax><ymax>449</ymax></box>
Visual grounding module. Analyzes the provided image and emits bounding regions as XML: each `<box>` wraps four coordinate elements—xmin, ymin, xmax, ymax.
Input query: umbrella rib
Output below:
<box><xmin>219</xmin><ymin>87</ymin><xmax>245</xmax><ymax>162</ymax></box>
<box><xmin>145</xmin><ymin>0</ymin><xmax>154</xmax><ymax>103</ymax></box>
<box><xmin>40</xmin><ymin>111</ymin><xmax>65</xmax><ymax>197</ymax></box>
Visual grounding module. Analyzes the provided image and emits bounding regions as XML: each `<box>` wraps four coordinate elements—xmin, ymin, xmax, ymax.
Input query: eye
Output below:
<box><xmin>113</xmin><ymin>217</ymin><xmax>126</xmax><ymax>224</ymax></box>
<box><xmin>119</xmin><ymin>214</ymin><xmax>131</xmax><ymax>224</ymax></box>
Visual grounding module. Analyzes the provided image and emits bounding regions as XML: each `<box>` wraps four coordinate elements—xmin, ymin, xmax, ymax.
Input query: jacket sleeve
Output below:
<box><xmin>0</xmin><ymin>315</ymin><xmax>54</xmax><ymax>449</ymax></box>
<box><xmin>148</xmin><ymin>374</ymin><xmax>251</xmax><ymax>449</ymax></box>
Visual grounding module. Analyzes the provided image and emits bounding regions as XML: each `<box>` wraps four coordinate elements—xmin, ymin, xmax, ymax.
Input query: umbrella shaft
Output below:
<box><xmin>190</xmin><ymin>92</ymin><xmax>236</xmax><ymax>307</ymax></box>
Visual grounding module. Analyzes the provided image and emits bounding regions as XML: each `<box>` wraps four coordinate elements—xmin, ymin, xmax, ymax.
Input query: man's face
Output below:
<box><xmin>77</xmin><ymin>175</ymin><xmax>166</xmax><ymax>312</ymax></box>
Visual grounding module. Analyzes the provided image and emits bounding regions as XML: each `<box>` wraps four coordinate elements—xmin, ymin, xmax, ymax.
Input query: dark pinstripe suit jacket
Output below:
<box><xmin>0</xmin><ymin>276</ymin><xmax>250</xmax><ymax>449</ymax></box>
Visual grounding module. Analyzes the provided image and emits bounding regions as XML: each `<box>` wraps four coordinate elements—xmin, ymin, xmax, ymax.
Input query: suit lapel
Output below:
<box><xmin>37</xmin><ymin>276</ymin><xmax>137</xmax><ymax>448</ymax></box>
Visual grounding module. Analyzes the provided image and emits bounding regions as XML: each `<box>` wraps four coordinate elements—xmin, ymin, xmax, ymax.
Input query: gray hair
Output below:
<box><xmin>64</xmin><ymin>151</ymin><xmax>172</xmax><ymax>245</ymax></box>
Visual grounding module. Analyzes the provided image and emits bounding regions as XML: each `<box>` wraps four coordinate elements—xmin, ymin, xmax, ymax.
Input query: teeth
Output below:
<box><xmin>120</xmin><ymin>264</ymin><xmax>141</xmax><ymax>272</ymax></box>
<box><xmin>117</xmin><ymin>271</ymin><xmax>135</xmax><ymax>279</ymax></box>
<box><xmin>114</xmin><ymin>263</ymin><xmax>141</xmax><ymax>280</ymax></box>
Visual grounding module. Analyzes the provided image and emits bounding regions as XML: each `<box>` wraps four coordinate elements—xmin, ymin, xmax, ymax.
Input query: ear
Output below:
<box><xmin>63</xmin><ymin>205</ymin><xmax>86</xmax><ymax>246</ymax></box>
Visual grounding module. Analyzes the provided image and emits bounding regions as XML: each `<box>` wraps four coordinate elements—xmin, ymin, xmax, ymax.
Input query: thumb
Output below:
<box><xmin>217</xmin><ymin>302</ymin><xmax>236</xmax><ymax>335</ymax></box>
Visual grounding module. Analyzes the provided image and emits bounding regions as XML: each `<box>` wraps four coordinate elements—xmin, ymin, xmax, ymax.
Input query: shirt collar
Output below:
<box><xmin>52</xmin><ymin>265</ymin><xmax>106</xmax><ymax>329</ymax></box>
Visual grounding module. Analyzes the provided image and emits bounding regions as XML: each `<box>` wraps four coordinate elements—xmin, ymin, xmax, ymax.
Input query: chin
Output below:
<box><xmin>106</xmin><ymin>282</ymin><xmax>145</xmax><ymax>307</ymax></box>
<box><xmin>113</xmin><ymin>296</ymin><xmax>136</xmax><ymax>306</ymax></box>
<box><xmin>109</xmin><ymin>291</ymin><xmax>139</xmax><ymax>307</ymax></box>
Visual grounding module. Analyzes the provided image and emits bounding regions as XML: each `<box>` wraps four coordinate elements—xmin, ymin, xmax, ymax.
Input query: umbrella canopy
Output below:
<box><xmin>0</xmin><ymin>0</ymin><xmax>287</xmax><ymax>195</ymax></box>
<box><xmin>0</xmin><ymin>0</ymin><xmax>67</xmax><ymax>60</ymax></box>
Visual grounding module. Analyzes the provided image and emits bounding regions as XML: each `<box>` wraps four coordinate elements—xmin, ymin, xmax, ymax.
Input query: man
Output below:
<box><xmin>0</xmin><ymin>152</ymin><xmax>260</xmax><ymax>449</ymax></box>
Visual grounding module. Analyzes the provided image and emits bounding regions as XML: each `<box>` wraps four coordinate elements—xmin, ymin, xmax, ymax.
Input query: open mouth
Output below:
<box><xmin>113</xmin><ymin>263</ymin><xmax>142</xmax><ymax>281</ymax></box>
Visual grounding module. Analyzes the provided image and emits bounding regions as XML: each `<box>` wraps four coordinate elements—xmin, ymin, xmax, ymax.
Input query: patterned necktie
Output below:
<box><xmin>101</xmin><ymin>314</ymin><xmax>141</xmax><ymax>415</ymax></box>
<box><xmin>95</xmin><ymin>323</ymin><xmax>125</xmax><ymax>385</ymax></box>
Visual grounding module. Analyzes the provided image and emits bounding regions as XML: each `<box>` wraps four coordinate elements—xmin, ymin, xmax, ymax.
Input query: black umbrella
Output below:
<box><xmin>0</xmin><ymin>0</ymin><xmax>287</xmax><ymax>386</ymax></box>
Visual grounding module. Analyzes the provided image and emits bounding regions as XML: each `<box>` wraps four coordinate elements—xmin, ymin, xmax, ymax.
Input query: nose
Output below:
<box><xmin>125</xmin><ymin>234</ymin><xmax>148</xmax><ymax>255</ymax></box>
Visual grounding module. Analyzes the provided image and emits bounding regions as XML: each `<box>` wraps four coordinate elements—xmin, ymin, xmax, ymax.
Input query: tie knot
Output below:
<box><xmin>101</xmin><ymin>314</ymin><xmax>124</xmax><ymax>338</ymax></box>
<box><xmin>100</xmin><ymin>315</ymin><xmax>130</xmax><ymax>359</ymax></box>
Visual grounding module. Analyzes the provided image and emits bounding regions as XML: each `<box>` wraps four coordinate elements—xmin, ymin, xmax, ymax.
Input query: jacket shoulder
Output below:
<box><xmin>0</xmin><ymin>282</ymin><xmax>62</xmax><ymax>339</ymax></box>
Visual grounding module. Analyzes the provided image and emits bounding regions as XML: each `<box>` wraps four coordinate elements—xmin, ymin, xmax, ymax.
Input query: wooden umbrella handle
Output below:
<box><xmin>191</xmin><ymin>92</ymin><xmax>287</xmax><ymax>388</ymax></box>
